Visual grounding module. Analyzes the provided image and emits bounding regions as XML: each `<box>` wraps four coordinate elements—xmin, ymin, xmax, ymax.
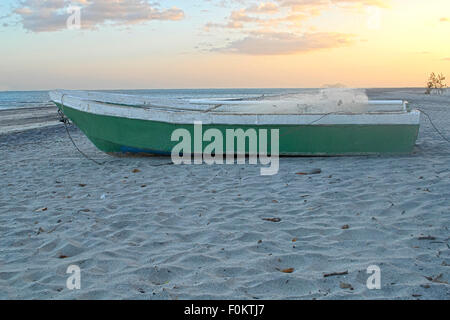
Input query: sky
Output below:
<box><xmin>0</xmin><ymin>0</ymin><xmax>449</xmax><ymax>90</ymax></box>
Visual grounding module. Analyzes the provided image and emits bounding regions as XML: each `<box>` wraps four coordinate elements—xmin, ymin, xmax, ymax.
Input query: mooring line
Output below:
<box><xmin>60</xmin><ymin>94</ymin><xmax>105</xmax><ymax>165</ymax></box>
<box><xmin>417</xmin><ymin>108</ymin><xmax>450</xmax><ymax>144</ymax></box>
<box><xmin>59</xmin><ymin>95</ymin><xmax>174</xmax><ymax>167</ymax></box>
<box><xmin>279</xmin><ymin>112</ymin><xmax>336</xmax><ymax>138</ymax></box>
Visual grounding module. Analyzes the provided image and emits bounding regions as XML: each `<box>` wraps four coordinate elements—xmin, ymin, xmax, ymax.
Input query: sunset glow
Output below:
<box><xmin>0</xmin><ymin>0</ymin><xmax>449</xmax><ymax>90</ymax></box>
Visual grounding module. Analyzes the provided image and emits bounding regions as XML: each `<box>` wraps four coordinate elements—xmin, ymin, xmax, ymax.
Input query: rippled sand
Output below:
<box><xmin>0</xmin><ymin>89</ymin><xmax>449</xmax><ymax>299</ymax></box>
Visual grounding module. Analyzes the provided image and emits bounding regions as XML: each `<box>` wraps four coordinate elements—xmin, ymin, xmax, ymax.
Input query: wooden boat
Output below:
<box><xmin>49</xmin><ymin>90</ymin><xmax>420</xmax><ymax>156</ymax></box>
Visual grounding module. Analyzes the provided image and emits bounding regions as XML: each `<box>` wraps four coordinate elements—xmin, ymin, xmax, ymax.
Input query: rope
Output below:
<box><xmin>60</xmin><ymin>94</ymin><xmax>105</xmax><ymax>165</ymax></box>
<box><xmin>417</xmin><ymin>108</ymin><xmax>450</xmax><ymax>144</ymax></box>
<box><xmin>280</xmin><ymin>109</ymin><xmax>450</xmax><ymax>146</ymax></box>
<box><xmin>58</xmin><ymin>95</ymin><xmax>173</xmax><ymax>167</ymax></box>
<box><xmin>280</xmin><ymin>112</ymin><xmax>337</xmax><ymax>137</ymax></box>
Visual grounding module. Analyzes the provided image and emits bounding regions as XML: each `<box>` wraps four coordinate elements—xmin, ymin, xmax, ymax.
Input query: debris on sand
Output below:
<box><xmin>418</xmin><ymin>235</ymin><xmax>437</xmax><ymax>240</ymax></box>
<box><xmin>424</xmin><ymin>274</ymin><xmax>448</xmax><ymax>284</ymax></box>
<box><xmin>262</xmin><ymin>218</ymin><xmax>282</xmax><ymax>223</ymax></box>
<box><xmin>323</xmin><ymin>271</ymin><xmax>348</xmax><ymax>278</ymax></box>
<box><xmin>280</xmin><ymin>268</ymin><xmax>295</xmax><ymax>274</ymax></box>
<box><xmin>339</xmin><ymin>282</ymin><xmax>354</xmax><ymax>290</ymax></box>
<box><xmin>296</xmin><ymin>169</ymin><xmax>322</xmax><ymax>175</ymax></box>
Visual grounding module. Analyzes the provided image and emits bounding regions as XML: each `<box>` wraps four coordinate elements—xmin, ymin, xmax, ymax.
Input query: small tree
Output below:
<box><xmin>425</xmin><ymin>72</ymin><xmax>447</xmax><ymax>95</ymax></box>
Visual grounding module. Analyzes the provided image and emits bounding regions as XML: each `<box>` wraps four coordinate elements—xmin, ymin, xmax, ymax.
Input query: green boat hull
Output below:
<box><xmin>57</xmin><ymin>103</ymin><xmax>419</xmax><ymax>156</ymax></box>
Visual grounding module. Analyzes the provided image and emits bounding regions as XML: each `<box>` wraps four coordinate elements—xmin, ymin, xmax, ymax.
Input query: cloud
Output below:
<box><xmin>245</xmin><ymin>2</ymin><xmax>279</xmax><ymax>14</ymax></box>
<box><xmin>203</xmin><ymin>0</ymin><xmax>384</xmax><ymax>55</ymax></box>
<box><xmin>215</xmin><ymin>31</ymin><xmax>353</xmax><ymax>55</ymax></box>
<box><xmin>277</xmin><ymin>0</ymin><xmax>389</xmax><ymax>10</ymax></box>
<box><xmin>204</xmin><ymin>4</ymin><xmax>306</xmax><ymax>31</ymax></box>
<box><xmin>14</xmin><ymin>0</ymin><xmax>185</xmax><ymax>32</ymax></box>
<box><xmin>205</xmin><ymin>3</ymin><xmax>280</xmax><ymax>30</ymax></box>
<box><xmin>206</xmin><ymin>0</ymin><xmax>390</xmax><ymax>31</ymax></box>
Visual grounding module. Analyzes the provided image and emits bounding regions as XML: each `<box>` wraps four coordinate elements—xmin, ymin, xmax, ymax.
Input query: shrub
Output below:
<box><xmin>425</xmin><ymin>72</ymin><xmax>447</xmax><ymax>95</ymax></box>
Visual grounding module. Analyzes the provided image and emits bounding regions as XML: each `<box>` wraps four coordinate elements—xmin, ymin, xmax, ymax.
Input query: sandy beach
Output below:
<box><xmin>0</xmin><ymin>88</ymin><xmax>448</xmax><ymax>300</ymax></box>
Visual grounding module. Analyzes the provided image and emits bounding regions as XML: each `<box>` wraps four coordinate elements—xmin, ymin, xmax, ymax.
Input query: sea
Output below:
<box><xmin>0</xmin><ymin>89</ymin><xmax>318</xmax><ymax>110</ymax></box>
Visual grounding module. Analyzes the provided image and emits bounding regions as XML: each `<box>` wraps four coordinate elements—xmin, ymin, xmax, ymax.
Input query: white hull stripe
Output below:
<box><xmin>50</xmin><ymin>91</ymin><xmax>421</xmax><ymax>126</ymax></box>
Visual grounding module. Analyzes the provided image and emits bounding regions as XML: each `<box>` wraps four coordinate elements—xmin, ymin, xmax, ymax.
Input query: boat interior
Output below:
<box><xmin>53</xmin><ymin>90</ymin><xmax>410</xmax><ymax>115</ymax></box>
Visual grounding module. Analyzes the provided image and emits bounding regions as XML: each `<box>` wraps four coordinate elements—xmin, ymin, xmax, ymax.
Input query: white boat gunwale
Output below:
<box><xmin>50</xmin><ymin>90</ymin><xmax>420</xmax><ymax>126</ymax></box>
